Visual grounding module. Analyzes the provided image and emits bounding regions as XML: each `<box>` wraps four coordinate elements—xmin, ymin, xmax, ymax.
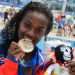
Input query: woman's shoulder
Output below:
<box><xmin>0</xmin><ymin>57</ymin><xmax>18</xmax><ymax>75</ymax></box>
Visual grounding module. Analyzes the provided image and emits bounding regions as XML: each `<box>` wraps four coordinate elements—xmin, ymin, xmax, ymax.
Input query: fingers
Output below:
<box><xmin>65</xmin><ymin>61</ymin><xmax>75</xmax><ymax>75</ymax></box>
<box><xmin>8</xmin><ymin>41</ymin><xmax>23</xmax><ymax>56</ymax></box>
<box><xmin>15</xmin><ymin>52</ymin><xmax>25</xmax><ymax>60</ymax></box>
<box><xmin>65</xmin><ymin>61</ymin><xmax>75</xmax><ymax>68</ymax></box>
<box><xmin>64</xmin><ymin>61</ymin><xmax>72</xmax><ymax>67</ymax></box>
<box><xmin>8</xmin><ymin>42</ymin><xmax>19</xmax><ymax>50</ymax></box>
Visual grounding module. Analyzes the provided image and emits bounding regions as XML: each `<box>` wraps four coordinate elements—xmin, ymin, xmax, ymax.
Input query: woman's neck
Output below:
<box><xmin>23</xmin><ymin>49</ymin><xmax>37</xmax><ymax>61</ymax></box>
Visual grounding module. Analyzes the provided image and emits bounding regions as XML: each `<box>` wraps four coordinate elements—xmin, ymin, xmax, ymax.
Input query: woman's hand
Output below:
<box><xmin>8</xmin><ymin>42</ymin><xmax>25</xmax><ymax>60</ymax></box>
<box><xmin>65</xmin><ymin>61</ymin><xmax>75</xmax><ymax>75</ymax></box>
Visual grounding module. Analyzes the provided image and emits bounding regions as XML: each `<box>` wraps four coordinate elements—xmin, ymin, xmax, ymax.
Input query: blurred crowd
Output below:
<box><xmin>51</xmin><ymin>14</ymin><xmax>75</xmax><ymax>38</ymax></box>
<box><xmin>3</xmin><ymin>5</ymin><xmax>16</xmax><ymax>24</ymax></box>
<box><xmin>0</xmin><ymin>1</ymin><xmax>75</xmax><ymax>75</ymax></box>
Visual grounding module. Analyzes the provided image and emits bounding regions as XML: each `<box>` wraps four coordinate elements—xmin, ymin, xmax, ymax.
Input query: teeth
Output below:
<box><xmin>18</xmin><ymin>38</ymin><xmax>34</xmax><ymax>53</ymax></box>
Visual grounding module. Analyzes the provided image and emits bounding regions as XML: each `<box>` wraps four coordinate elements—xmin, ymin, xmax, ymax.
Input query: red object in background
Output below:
<box><xmin>55</xmin><ymin>15</ymin><xmax>62</xmax><ymax>22</ymax></box>
<box><xmin>36</xmin><ymin>70</ymin><xmax>44</xmax><ymax>75</ymax></box>
<box><xmin>36</xmin><ymin>59</ymin><xmax>54</xmax><ymax>75</ymax></box>
<box><xmin>0</xmin><ymin>58</ymin><xmax>18</xmax><ymax>75</ymax></box>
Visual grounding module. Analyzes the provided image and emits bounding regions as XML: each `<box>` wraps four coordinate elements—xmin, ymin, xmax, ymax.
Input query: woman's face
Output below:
<box><xmin>18</xmin><ymin>11</ymin><xmax>49</xmax><ymax>45</ymax></box>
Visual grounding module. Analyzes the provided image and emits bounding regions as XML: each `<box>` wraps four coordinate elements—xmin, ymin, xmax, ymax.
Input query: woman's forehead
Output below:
<box><xmin>22</xmin><ymin>11</ymin><xmax>49</xmax><ymax>27</ymax></box>
<box><xmin>24</xmin><ymin>11</ymin><xmax>48</xmax><ymax>20</ymax></box>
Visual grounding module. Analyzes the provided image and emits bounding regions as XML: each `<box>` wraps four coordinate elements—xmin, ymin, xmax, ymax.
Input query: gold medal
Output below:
<box><xmin>18</xmin><ymin>38</ymin><xmax>34</xmax><ymax>53</ymax></box>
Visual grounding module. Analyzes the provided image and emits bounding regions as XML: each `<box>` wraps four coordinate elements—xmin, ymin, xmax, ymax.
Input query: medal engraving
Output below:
<box><xmin>18</xmin><ymin>38</ymin><xmax>34</xmax><ymax>53</ymax></box>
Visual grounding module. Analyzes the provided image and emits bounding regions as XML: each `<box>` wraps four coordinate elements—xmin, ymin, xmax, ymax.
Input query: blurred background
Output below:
<box><xmin>0</xmin><ymin>0</ymin><xmax>31</xmax><ymax>30</ymax></box>
<box><xmin>0</xmin><ymin>0</ymin><xmax>75</xmax><ymax>61</ymax></box>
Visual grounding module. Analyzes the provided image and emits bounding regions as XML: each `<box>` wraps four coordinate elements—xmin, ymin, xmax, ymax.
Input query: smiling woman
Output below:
<box><xmin>0</xmin><ymin>1</ymin><xmax>53</xmax><ymax>75</ymax></box>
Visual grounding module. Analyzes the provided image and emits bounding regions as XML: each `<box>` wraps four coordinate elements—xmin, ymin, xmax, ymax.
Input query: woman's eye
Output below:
<box><xmin>36</xmin><ymin>27</ymin><xmax>45</xmax><ymax>33</ymax></box>
<box><xmin>23</xmin><ymin>22</ymin><xmax>32</xmax><ymax>29</ymax></box>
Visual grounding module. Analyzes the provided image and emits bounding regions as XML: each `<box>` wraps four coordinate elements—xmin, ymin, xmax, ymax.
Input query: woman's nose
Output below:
<box><xmin>25</xmin><ymin>29</ymin><xmax>35</xmax><ymax>39</ymax></box>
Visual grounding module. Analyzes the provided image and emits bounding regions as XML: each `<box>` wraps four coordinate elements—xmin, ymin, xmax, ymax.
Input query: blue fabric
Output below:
<box><xmin>7</xmin><ymin>47</ymin><xmax>43</xmax><ymax>75</ymax></box>
<box><xmin>18</xmin><ymin>47</ymin><xmax>43</xmax><ymax>75</ymax></box>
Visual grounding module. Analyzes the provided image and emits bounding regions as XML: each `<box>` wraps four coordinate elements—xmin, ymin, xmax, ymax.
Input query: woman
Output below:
<box><xmin>0</xmin><ymin>1</ymin><xmax>53</xmax><ymax>75</ymax></box>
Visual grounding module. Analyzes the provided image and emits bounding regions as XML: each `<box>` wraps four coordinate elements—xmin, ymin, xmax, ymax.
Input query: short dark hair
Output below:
<box><xmin>2</xmin><ymin>1</ymin><xmax>53</xmax><ymax>49</ymax></box>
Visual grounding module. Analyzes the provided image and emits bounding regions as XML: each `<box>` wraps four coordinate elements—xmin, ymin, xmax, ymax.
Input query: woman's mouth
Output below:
<box><xmin>18</xmin><ymin>38</ymin><xmax>34</xmax><ymax>53</ymax></box>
